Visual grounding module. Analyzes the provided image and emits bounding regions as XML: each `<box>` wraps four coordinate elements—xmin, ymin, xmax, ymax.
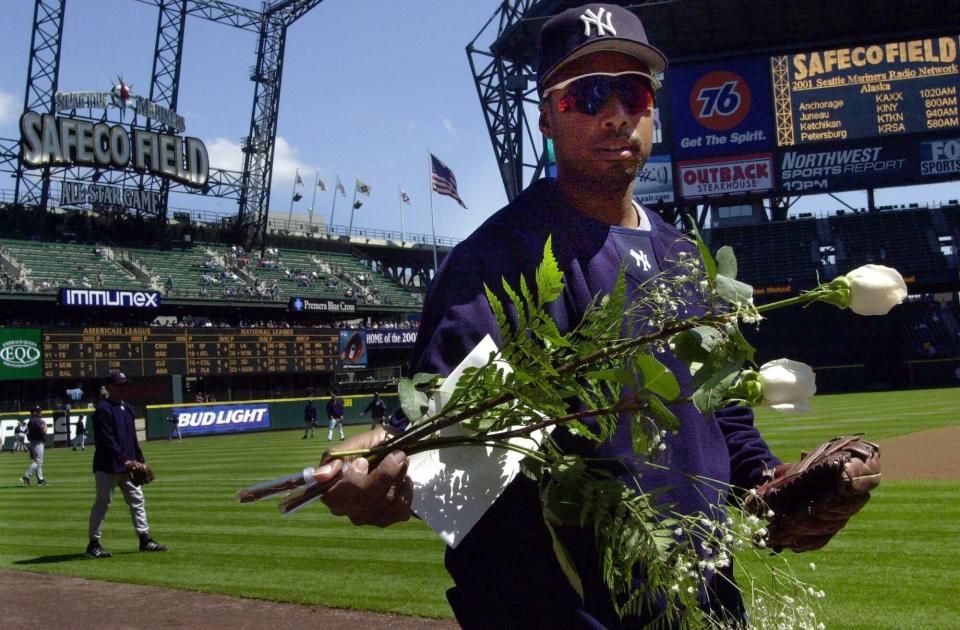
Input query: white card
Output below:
<box><xmin>407</xmin><ymin>335</ymin><xmax>548</xmax><ymax>548</ymax></box>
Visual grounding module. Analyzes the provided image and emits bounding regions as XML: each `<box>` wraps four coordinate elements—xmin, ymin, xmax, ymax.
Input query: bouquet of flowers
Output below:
<box><xmin>239</xmin><ymin>230</ymin><xmax>905</xmax><ymax>627</ymax></box>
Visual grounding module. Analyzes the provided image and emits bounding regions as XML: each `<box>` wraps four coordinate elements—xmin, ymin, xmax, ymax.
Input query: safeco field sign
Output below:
<box><xmin>0</xmin><ymin>328</ymin><xmax>43</xmax><ymax>380</ymax></box>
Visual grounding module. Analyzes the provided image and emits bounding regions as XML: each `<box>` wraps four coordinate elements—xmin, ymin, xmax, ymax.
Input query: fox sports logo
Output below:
<box><xmin>0</xmin><ymin>339</ymin><xmax>41</xmax><ymax>368</ymax></box>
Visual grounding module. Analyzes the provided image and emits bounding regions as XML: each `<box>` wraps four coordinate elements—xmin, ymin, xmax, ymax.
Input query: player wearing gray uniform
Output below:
<box><xmin>21</xmin><ymin>406</ymin><xmax>47</xmax><ymax>486</ymax></box>
<box><xmin>86</xmin><ymin>372</ymin><xmax>166</xmax><ymax>558</ymax></box>
<box><xmin>326</xmin><ymin>393</ymin><xmax>345</xmax><ymax>441</ymax></box>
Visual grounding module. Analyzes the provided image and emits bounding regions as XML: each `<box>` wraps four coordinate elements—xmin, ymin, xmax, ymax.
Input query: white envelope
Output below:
<box><xmin>407</xmin><ymin>334</ymin><xmax>549</xmax><ymax>548</ymax></box>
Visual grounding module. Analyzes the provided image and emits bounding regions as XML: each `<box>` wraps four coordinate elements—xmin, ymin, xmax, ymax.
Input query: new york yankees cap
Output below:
<box><xmin>537</xmin><ymin>3</ymin><xmax>667</xmax><ymax>94</ymax></box>
<box><xmin>107</xmin><ymin>371</ymin><xmax>128</xmax><ymax>385</ymax></box>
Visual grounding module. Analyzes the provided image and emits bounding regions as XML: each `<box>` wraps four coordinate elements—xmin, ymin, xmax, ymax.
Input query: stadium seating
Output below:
<box><xmin>0</xmin><ymin>238</ymin><xmax>149</xmax><ymax>293</ymax></box>
<box><xmin>828</xmin><ymin>210</ymin><xmax>945</xmax><ymax>275</ymax></box>
<box><xmin>898</xmin><ymin>299</ymin><xmax>960</xmax><ymax>359</ymax></box>
<box><xmin>0</xmin><ymin>236</ymin><xmax>424</xmax><ymax>305</ymax></box>
<box><xmin>706</xmin><ymin>218</ymin><xmax>821</xmax><ymax>288</ymax></box>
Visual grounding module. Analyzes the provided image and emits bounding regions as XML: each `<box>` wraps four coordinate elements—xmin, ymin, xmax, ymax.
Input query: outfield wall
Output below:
<box><xmin>0</xmin><ymin>407</ymin><xmax>151</xmax><ymax>451</ymax></box>
<box><xmin>144</xmin><ymin>393</ymin><xmax>400</xmax><ymax>440</ymax></box>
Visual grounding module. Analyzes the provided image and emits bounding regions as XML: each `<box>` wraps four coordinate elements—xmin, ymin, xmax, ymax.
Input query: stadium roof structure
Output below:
<box><xmin>469</xmin><ymin>0</ymin><xmax>951</xmax><ymax>202</ymax></box>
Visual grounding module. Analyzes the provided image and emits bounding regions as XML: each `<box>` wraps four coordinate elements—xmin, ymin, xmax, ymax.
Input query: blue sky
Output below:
<box><xmin>1</xmin><ymin>0</ymin><xmax>956</xmax><ymax>242</ymax></box>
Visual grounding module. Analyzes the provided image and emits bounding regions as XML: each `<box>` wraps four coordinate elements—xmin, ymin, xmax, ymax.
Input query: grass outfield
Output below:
<box><xmin>1</xmin><ymin>387</ymin><xmax>958</xmax><ymax>626</ymax></box>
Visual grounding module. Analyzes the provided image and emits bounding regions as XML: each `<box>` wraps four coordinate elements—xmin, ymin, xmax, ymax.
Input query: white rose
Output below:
<box><xmin>845</xmin><ymin>265</ymin><xmax>907</xmax><ymax>316</ymax></box>
<box><xmin>758</xmin><ymin>358</ymin><xmax>816</xmax><ymax>413</ymax></box>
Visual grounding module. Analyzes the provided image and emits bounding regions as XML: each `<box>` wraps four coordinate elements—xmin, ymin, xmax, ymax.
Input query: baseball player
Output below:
<box><xmin>72</xmin><ymin>416</ymin><xmax>86</xmax><ymax>450</ymax></box>
<box><xmin>20</xmin><ymin>405</ymin><xmax>47</xmax><ymax>486</ymax></box>
<box><xmin>312</xmin><ymin>5</ymin><xmax>878</xmax><ymax>626</ymax></box>
<box><xmin>65</xmin><ymin>383</ymin><xmax>84</xmax><ymax>441</ymax></box>
<box><xmin>362</xmin><ymin>392</ymin><xmax>387</xmax><ymax>430</ymax></box>
<box><xmin>166</xmin><ymin>412</ymin><xmax>182</xmax><ymax>442</ymax></box>
<box><xmin>14</xmin><ymin>419</ymin><xmax>28</xmax><ymax>452</ymax></box>
<box><xmin>86</xmin><ymin>371</ymin><xmax>166</xmax><ymax>558</ymax></box>
<box><xmin>302</xmin><ymin>399</ymin><xmax>318</xmax><ymax>439</ymax></box>
<box><xmin>326</xmin><ymin>392</ymin><xmax>345</xmax><ymax>441</ymax></box>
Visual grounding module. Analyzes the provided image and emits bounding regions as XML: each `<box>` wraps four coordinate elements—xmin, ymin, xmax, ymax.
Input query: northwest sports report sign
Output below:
<box><xmin>0</xmin><ymin>328</ymin><xmax>43</xmax><ymax>381</ymax></box>
<box><xmin>171</xmin><ymin>403</ymin><xmax>270</xmax><ymax>436</ymax></box>
<box><xmin>772</xmin><ymin>35</ymin><xmax>960</xmax><ymax>146</ymax></box>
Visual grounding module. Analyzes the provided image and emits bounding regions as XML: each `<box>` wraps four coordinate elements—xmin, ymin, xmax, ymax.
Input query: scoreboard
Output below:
<box><xmin>43</xmin><ymin>327</ymin><xmax>339</xmax><ymax>379</ymax></box>
<box><xmin>773</xmin><ymin>36</ymin><xmax>960</xmax><ymax>146</ymax></box>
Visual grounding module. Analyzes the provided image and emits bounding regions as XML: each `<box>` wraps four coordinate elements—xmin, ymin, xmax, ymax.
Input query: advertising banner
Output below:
<box><xmin>364</xmin><ymin>328</ymin><xmax>418</xmax><ymax>349</ymax></box>
<box><xmin>171</xmin><ymin>403</ymin><xmax>270</xmax><ymax>436</ymax></box>
<box><xmin>633</xmin><ymin>154</ymin><xmax>675</xmax><ymax>205</ymax></box>
<box><xmin>338</xmin><ymin>330</ymin><xmax>368</xmax><ymax>369</ymax></box>
<box><xmin>289</xmin><ymin>296</ymin><xmax>357</xmax><ymax>314</ymax></box>
<box><xmin>59</xmin><ymin>288</ymin><xmax>161</xmax><ymax>308</ymax></box>
<box><xmin>776</xmin><ymin>139</ymin><xmax>917</xmax><ymax>194</ymax></box>
<box><xmin>670</xmin><ymin>57</ymin><xmax>775</xmax><ymax>159</ymax></box>
<box><xmin>0</xmin><ymin>328</ymin><xmax>43</xmax><ymax>381</ymax></box>
<box><xmin>677</xmin><ymin>153</ymin><xmax>774</xmax><ymax>199</ymax></box>
<box><xmin>919</xmin><ymin>136</ymin><xmax>960</xmax><ymax>178</ymax></box>
<box><xmin>771</xmin><ymin>35</ymin><xmax>960</xmax><ymax>147</ymax></box>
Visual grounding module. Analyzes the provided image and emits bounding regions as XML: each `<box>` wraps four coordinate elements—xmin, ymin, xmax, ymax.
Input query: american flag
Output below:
<box><xmin>335</xmin><ymin>177</ymin><xmax>347</xmax><ymax>197</ymax></box>
<box><xmin>430</xmin><ymin>153</ymin><xmax>467</xmax><ymax>209</ymax></box>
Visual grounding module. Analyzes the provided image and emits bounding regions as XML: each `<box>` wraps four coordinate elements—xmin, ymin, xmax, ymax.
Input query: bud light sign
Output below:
<box><xmin>172</xmin><ymin>403</ymin><xmax>270</xmax><ymax>436</ymax></box>
<box><xmin>670</xmin><ymin>57</ymin><xmax>774</xmax><ymax>159</ymax></box>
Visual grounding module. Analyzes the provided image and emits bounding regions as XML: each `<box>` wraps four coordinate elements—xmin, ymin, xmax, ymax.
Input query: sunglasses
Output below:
<box><xmin>543</xmin><ymin>71</ymin><xmax>658</xmax><ymax>116</ymax></box>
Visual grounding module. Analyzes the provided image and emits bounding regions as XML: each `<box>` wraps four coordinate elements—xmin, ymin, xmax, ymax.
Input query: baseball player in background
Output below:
<box><xmin>73</xmin><ymin>416</ymin><xmax>86</xmax><ymax>451</ymax></box>
<box><xmin>303</xmin><ymin>399</ymin><xmax>319</xmax><ymax>439</ymax></box>
<box><xmin>326</xmin><ymin>392</ymin><xmax>345</xmax><ymax>441</ymax></box>
<box><xmin>20</xmin><ymin>405</ymin><xmax>47</xmax><ymax>486</ymax></box>
<box><xmin>14</xmin><ymin>419</ymin><xmax>28</xmax><ymax>452</ymax></box>
<box><xmin>362</xmin><ymin>392</ymin><xmax>386</xmax><ymax>430</ymax></box>
<box><xmin>86</xmin><ymin>371</ymin><xmax>166</xmax><ymax>558</ymax></box>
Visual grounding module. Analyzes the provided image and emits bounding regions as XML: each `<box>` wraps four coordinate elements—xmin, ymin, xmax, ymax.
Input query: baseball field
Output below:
<box><xmin>1</xmin><ymin>387</ymin><xmax>958</xmax><ymax>629</ymax></box>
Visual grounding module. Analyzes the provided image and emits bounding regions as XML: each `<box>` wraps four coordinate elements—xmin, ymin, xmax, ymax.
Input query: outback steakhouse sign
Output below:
<box><xmin>677</xmin><ymin>153</ymin><xmax>774</xmax><ymax>199</ymax></box>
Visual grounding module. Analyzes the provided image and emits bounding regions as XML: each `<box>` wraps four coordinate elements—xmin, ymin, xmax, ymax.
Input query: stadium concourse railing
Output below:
<box><xmin>143</xmin><ymin>392</ymin><xmax>400</xmax><ymax>441</ymax></box>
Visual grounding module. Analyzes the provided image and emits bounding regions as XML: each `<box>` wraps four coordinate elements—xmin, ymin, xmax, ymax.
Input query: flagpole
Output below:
<box><xmin>329</xmin><ymin>173</ymin><xmax>340</xmax><ymax>235</ymax></box>
<box><xmin>398</xmin><ymin>186</ymin><xmax>406</xmax><ymax>243</ymax></box>
<box><xmin>348</xmin><ymin>176</ymin><xmax>358</xmax><ymax>238</ymax></box>
<box><xmin>286</xmin><ymin>168</ymin><xmax>298</xmax><ymax>230</ymax></box>
<box><xmin>308</xmin><ymin>169</ymin><xmax>320</xmax><ymax>230</ymax></box>
<box><xmin>427</xmin><ymin>150</ymin><xmax>438</xmax><ymax>272</ymax></box>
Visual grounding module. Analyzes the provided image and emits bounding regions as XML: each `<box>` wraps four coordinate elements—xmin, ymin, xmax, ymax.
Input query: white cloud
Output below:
<box><xmin>0</xmin><ymin>89</ymin><xmax>17</xmax><ymax>126</ymax></box>
<box><xmin>205</xmin><ymin>137</ymin><xmax>244</xmax><ymax>171</ymax></box>
<box><xmin>204</xmin><ymin>135</ymin><xmax>313</xmax><ymax>187</ymax></box>
<box><xmin>271</xmin><ymin>136</ymin><xmax>312</xmax><ymax>185</ymax></box>
<box><xmin>442</xmin><ymin>117</ymin><xmax>458</xmax><ymax>136</ymax></box>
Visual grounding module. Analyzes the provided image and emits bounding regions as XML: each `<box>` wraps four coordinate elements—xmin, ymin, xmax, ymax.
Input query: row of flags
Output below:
<box><xmin>290</xmin><ymin>153</ymin><xmax>466</xmax><ymax>210</ymax></box>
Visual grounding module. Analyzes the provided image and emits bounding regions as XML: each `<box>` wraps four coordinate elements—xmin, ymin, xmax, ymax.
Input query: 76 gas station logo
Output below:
<box><xmin>690</xmin><ymin>70</ymin><xmax>752</xmax><ymax>131</ymax></box>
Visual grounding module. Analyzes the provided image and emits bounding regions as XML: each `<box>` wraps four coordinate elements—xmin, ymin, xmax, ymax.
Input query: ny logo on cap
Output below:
<box><xmin>580</xmin><ymin>7</ymin><xmax>616</xmax><ymax>37</ymax></box>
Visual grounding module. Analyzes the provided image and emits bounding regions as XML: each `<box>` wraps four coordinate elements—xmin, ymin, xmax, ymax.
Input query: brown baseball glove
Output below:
<box><xmin>745</xmin><ymin>436</ymin><xmax>881</xmax><ymax>552</ymax></box>
<box><xmin>127</xmin><ymin>462</ymin><xmax>156</xmax><ymax>487</ymax></box>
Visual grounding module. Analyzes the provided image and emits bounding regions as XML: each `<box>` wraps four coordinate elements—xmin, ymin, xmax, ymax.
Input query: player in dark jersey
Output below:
<box><xmin>304</xmin><ymin>4</ymin><xmax>867</xmax><ymax>627</ymax></box>
<box><xmin>361</xmin><ymin>392</ymin><xmax>386</xmax><ymax>430</ymax></box>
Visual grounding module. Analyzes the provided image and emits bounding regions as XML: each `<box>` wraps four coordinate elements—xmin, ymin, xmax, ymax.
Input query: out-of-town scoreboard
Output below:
<box><xmin>42</xmin><ymin>328</ymin><xmax>339</xmax><ymax>378</ymax></box>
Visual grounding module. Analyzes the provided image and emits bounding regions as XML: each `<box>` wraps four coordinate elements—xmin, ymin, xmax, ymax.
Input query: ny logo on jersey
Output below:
<box><xmin>580</xmin><ymin>7</ymin><xmax>616</xmax><ymax>37</ymax></box>
<box><xmin>629</xmin><ymin>248</ymin><xmax>651</xmax><ymax>271</ymax></box>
